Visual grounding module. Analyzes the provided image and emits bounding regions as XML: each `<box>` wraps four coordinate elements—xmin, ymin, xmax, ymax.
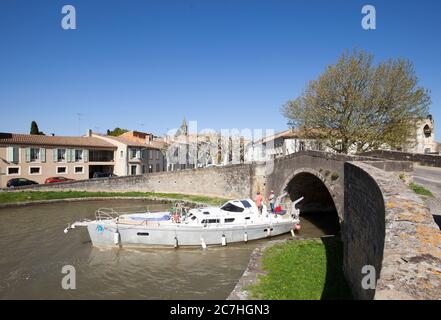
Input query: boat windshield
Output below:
<box><xmin>220</xmin><ymin>202</ymin><xmax>244</xmax><ymax>212</ymax></box>
<box><xmin>240</xmin><ymin>200</ymin><xmax>252</xmax><ymax>208</ymax></box>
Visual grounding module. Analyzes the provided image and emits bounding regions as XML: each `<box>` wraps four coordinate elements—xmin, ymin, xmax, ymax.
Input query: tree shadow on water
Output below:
<box><xmin>320</xmin><ymin>235</ymin><xmax>353</xmax><ymax>300</ymax></box>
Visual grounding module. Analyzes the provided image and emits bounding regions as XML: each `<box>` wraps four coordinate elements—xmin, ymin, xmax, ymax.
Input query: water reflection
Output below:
<box><xmin>0</xmin><ymin>199</ymin><xmax>337</xmax><ymax>299</ymax></box>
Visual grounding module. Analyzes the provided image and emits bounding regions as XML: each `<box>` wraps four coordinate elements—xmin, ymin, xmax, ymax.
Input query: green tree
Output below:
<box><xmin>282</xmin><ymin>50</ymin><xmax>431</xmax><ymax>154</ymax></box>
<box><xmin>30</xmin><ymin>121</ymin><xmax>45</xmax><ymax>135</ymax></box>
<box><xmin>107</xmin><ymin>127</ymin><xmax>129</xmax><ymax>136</ymax></box>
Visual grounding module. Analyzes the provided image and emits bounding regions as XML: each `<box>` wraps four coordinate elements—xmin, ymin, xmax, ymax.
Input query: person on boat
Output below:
<box><xmin>256</xmin><ymin>192</ymin><xmax>263</xmax><ymax>214</ymax></box>
<box><xmin>268</xmin><ymin>190</ymin><xmax>276</xmax><ymax>213</ymax></box>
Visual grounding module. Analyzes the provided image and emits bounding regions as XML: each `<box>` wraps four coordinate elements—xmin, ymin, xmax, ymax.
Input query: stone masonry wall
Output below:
<box><xmin>361</xmin><ymin>150</ymin><xmax>441</xmax><ymax>167</ymax></box>
<box><xmin>10</xmin><ymin>164</ymin><xmax>253</xmax><ymax>199</ymax></box>
<box><xmin>344</xmin><ymin>162</ymin><xmax>441</xmax><ymax>300</ymax></box>
<box><xmin>343</xmin><ymin>162</ymin><xmax>386</xmax><ymax>299</ymax></box>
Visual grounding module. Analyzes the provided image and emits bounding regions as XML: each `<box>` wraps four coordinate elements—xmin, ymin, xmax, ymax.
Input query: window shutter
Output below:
<box><xmin>66</xmin><ymin>149</ymin><xmax>71</xmax><ymax>163</ymax></box>
<box><xmin>83</xmin><ymin>150</ymin><xmax>89</xmax><ymax>162</ymax></box>
<box><xmin>25</xmin><ymin>147</ymin><xmax>31</xmax><ymax>162</ymax></box>
<box><xmin>136</xmin><ymin>149</ymin><xmax>141</xmax><ymax>159</ymax></box>
<box><xmin>7</xmin><ymin>147</ymin><xmax>13</xmax><ymax>162</ymax></box>
<box><xmin>13</xmin><ymin>147</ymin><xmax>19</xmax><ymax>163</ymax></box>
<box><xmin>53</xmin><ymin>149</ymin><xmax>58</xmax><ymax>162</ymax></box>
<box><xmin>69</xmin><ymin>149</ymin><xmax>75</xmax><ymax>162</ymax></box>
<box><xmin>40</xmin><ymin>148</ymin><xmax>46</xmax><ymax>163</ymax></box>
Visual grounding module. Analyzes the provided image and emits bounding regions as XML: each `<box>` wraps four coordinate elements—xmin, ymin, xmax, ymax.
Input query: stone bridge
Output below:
<box><xmin>8</xmin><ymin>151</ymin><xmax>441</xmax><ymax>300</ymax></box>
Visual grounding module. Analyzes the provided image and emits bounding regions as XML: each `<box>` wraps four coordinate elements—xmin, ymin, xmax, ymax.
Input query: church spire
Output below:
<box><xmin>180</xmin><ymin>117</ymin><xmax>188</xmax><ymax>135</ymax></box>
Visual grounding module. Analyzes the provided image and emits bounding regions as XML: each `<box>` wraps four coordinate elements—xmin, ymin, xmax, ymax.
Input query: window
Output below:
<box><xmin>201</xmin><ymin>219</ymin><xmax>220</xmax><ymax>224</ymax></box>
<box><xmin>130</xmin><ymin>165</ymin><xmax>137</xmax><ymax>175</ymax></box>
<box><xmin>424</xmin><ymin>125</ymin><xmax>432</xmax><ymax>138</ymax></box>
<box><xmin>75</xmin><ymin>150</ymin><xmax>83</xmax><ymax>162</ymax></box>
<box><xmin>221</xmin><ymin>202</ymin><xmax>244</xmax><ymax>212</ymax></box>
<box><xmin>129</xmin><ymin>148</ymin><xmax>137</xmax><ymax>159</ymax></box>
<box><xmin>120</xmin><ymin>150</ymin><xmax>124</xmax><ymax>158</ymax></box>
<box><xmin>224</xmin><ymin>218</ymin><xmax>235</xmax><ymax>223</ymax></box>
<box><xmin>74</xmin><ymin>166</ymin><xmax>84</xmax><ymax>174</ymax></box>
<box><xmin>148</xmin><ymin>165</ymin><xmax>153</xmax><ymax>173</ymax></box>
<box><xmin>30</xmin><ymin>148</ymin><xmax>40</xmax><ymax>162</ymax></box>
<box><xmin>29</xmin><ymin>167</ymin><xmax>41</xmax><ymax>175</ymax></box>
<box><xmin>7</xmin><ymin>147</ymin><xmax>19</xmax><ymax>163</ymax></box>
<box><xmin>57</xmin><ymin>167</ymin><xmax>67</xmax><ymax>174</ymax></box>
<box><xmin>149</xmin><ymin>150</ymin><xmax>153</xmax><ymax>160</ymax></box>
<box><xmin>156</xmin><ymin>163</ymin><xmax>160</xmax><ymax>172</ymax></box>
<box><xmin>156</xmin><ymin>150</ymin><xmax>159</xmax><ymax>160</ymax></box>
<box><xmin>240</xmin><ymin>200</ymin><xmax>252</xmax><ymax>208</ymax></box>
<box><xmin>299</xmin><ymin>141</ymin><xmax>305</xmax><ymax>151</ymax></box>
<box><xmin>142</xmin><ymin>165</ymin><xmax>146</xmax><ymax>174</ymax></box>
<box><xmin>7</xmin><ymin>167</ymin><xmax>20</xmax><ymax>175</ymax></box>
<box><xmin>57</xmin><ymin>149</ymin><xmax>66</xmax><ymax>162</ymax></box>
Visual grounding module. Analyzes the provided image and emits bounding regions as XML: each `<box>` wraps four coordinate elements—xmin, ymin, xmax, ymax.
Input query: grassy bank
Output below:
<box><xmin>248</xmin><ymin>238</ymin><xmax>352</xmax><ymax>300</ymax></box>
<box><xmin>409</xmin><ymin>182</ymin><xmax>434</xmax><ymax>197</ymax></box>
<box><xmin>0</xmin><ymin>191</ymin><xmax>227</xmax><ymax>206</ymax></box>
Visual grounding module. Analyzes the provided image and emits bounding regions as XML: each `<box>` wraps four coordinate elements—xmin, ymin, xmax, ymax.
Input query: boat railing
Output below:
<box><xmin>95</xmin><ymin>208</ymin><xmax>120</xmax><ymax>221</ymax></box>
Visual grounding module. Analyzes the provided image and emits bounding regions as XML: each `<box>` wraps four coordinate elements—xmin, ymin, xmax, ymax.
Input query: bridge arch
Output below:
<box><xmin>280</xmin><ymin>168</ymin><xmax>341</xmax><ymax>234</ymax></box>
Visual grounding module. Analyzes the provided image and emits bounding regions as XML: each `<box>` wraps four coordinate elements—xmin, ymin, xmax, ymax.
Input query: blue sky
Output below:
<box><xmin>1</xmin><ymin>0</ymin><xmax>440</xmax><ymax>138</ymax></box>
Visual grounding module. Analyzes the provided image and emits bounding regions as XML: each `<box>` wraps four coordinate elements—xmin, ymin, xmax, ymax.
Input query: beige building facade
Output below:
<box><xmin>95</xmin><ymin>130</ymin><xmax>166</xmax><ymax>175</ymax></box>
<box><xmin>401</xmin><ymin>115</ymin><xmax>439</xmax><ymax>154</ymax></box>
<box><xmin>0</xmin><ymin>133</ymin><xmax>116</xmax><ymax>188</ymax></box>
<box><xmin>0</xmin><ymin>129</ymin><xmax>168</xmax><ymax>188</ymax></box>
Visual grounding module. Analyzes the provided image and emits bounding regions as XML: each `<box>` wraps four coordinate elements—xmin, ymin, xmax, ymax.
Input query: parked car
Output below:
<box><xmin>44</xmin><ymin>177</ymin><xmax>75</xmax><ymax>184</ymax></box>
<box><xmin>92</xmin><ymin>172</ymin><xmax>118</xmax><ymax>179</ymax></box>
<box><xmin>7</xmin><ymin>178</ymin><xmax>38</xmax><ymax>188</ymax></box>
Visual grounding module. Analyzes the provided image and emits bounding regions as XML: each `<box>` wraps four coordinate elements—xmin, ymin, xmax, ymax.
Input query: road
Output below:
<box><xmin>413</xmin><ymin>165</ymin><xmax>441</xmax><ymax>197</ymax></box>
<box><xmin>413</xmin><ymin>165</ymin><xmax>441</xmax><ymax>228</ymax></box>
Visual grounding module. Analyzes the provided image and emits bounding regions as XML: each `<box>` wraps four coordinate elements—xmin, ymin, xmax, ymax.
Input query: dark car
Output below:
<box><xmin>92</xmin><ymin>172</ymin><xmax>118</xmax><ymax>179</ymax></box>
<box><xmin>7</xmin><ymin>178</ymin><xmax>39</xmax><ymax>188</ymax></box>
<box><xmin>44</xmin><ymin>177</ymin><xmax>75</xmax><ymax>184</ymax></box>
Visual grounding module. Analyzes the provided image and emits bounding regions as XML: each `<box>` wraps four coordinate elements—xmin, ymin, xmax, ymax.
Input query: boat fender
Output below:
<box><xmin>267</xmin><ymin>228</ymin><xmax>271</xmax><ymax>236</ymax></box>
<box><xmin>174</xmin><ymin>237</ymin><xmax>179</xmax><ymax>248</ymax></box>
<box><xmin>290</xmin><ymin>229</ymin><xmax>295</xmax><ymax>238</ymax></box>
<box><xmin>63</xmin><ymin>226</ymin><xmax>70</xmax><ymax>234</ymax></box>
<box><xmin>294</xmin><ymin>224</ymin><xmax>301</xmax><ymax>231</ymax></box>
<box><xmin>221</xmin><ymin>234</ymin><xmax>226</xmax><ymax>246</ymax></box>
<box><xmin>200</xmin><ymin>237</ymin><xmax>207</xmax><ymax>249</ymax></box>
<box><xmin>244</xmin><ymin>232</ymin><xmax>248</xmax><ymax>243</ymax></box>
<box><xmin>114</xmin><ymin>231</ymin><xmax>120</xmax><ymax>245</ymax></box>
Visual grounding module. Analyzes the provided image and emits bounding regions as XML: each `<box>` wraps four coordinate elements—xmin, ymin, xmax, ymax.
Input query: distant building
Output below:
<box><xmin>92</xmin><ymin>130</ymin><xmax>167</xmax><ymax>175</ymax></box>
<box><xmin>245</xmin><ymin>129</ymin><xmax>331</xmax><ymax>162</ymax></box>
<box><xmin>0</xmin><ymin>132</ymin><xmax>116</xmax><ymax>187</ymax></box>
<box><xmin>400</xmin><ymin>115</ymin><xmax>439</xmax><ymax>154</ymax></box>
<box><xmin>0</xmin><ymin>129</ymin><xmax>169</xmax><ymax>188</ymax></box>
<box><xmin>165</xmin><ymin>119</ymin><xmax>250</xmax><ymax>171</ymax></box>
<box><xmin>246</xmin><ymin>115</ymin><xmax>440</xmax><ymax>161</ymax></box>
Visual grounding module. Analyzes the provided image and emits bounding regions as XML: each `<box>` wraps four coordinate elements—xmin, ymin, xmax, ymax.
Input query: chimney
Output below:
<box><xmin>86</xmin><ymin>129</ymin><xmax>92</xmax><ymax>137</ymax></box>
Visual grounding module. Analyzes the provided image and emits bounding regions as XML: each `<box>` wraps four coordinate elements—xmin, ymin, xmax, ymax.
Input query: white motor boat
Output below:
<box><xmin>64</xmin><ymin>197</ymin><xmax>303</xmax><ymax>248</ymax></box>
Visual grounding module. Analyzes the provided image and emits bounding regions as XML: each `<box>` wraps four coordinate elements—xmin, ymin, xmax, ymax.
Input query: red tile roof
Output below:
<box><xmin>96</xmin><ymin>134</ymin><xmax>155</xmax><ymax>148</ymax></box>
<box><xmin>0</xmin><ymin>133</ymin><xmax>117</xmax><ymax>149</ymax></box>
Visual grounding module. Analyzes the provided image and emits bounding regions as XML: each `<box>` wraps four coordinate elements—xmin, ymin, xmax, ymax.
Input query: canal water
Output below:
<box><xmin>0</xmin><ymin>199</ymin><xmax>336</xmax><ymax>299</ymax></box>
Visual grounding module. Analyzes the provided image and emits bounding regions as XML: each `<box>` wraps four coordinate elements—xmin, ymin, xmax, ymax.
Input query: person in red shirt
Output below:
<box><xmin>255</xmin><ymin>192</ymin><xmax>263</xmax><ymax>214</ymax></box>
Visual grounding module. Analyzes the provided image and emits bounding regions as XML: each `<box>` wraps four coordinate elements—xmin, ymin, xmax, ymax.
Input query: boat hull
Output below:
<box><xmin>86</xmin><ymin>220</ymin><xmax>294</xmax><ymax>247</ymax></box>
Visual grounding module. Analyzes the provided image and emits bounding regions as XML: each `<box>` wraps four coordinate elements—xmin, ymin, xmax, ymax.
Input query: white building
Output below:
<box><xmin>246</xmin><ymin>115</ymin><xmax>440</xmax><ymax>162</ymax></box>
<box><xmin>401</xmin><ymin>115</ymin><xmax>438</xmax><ymax>154</ymax></box>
